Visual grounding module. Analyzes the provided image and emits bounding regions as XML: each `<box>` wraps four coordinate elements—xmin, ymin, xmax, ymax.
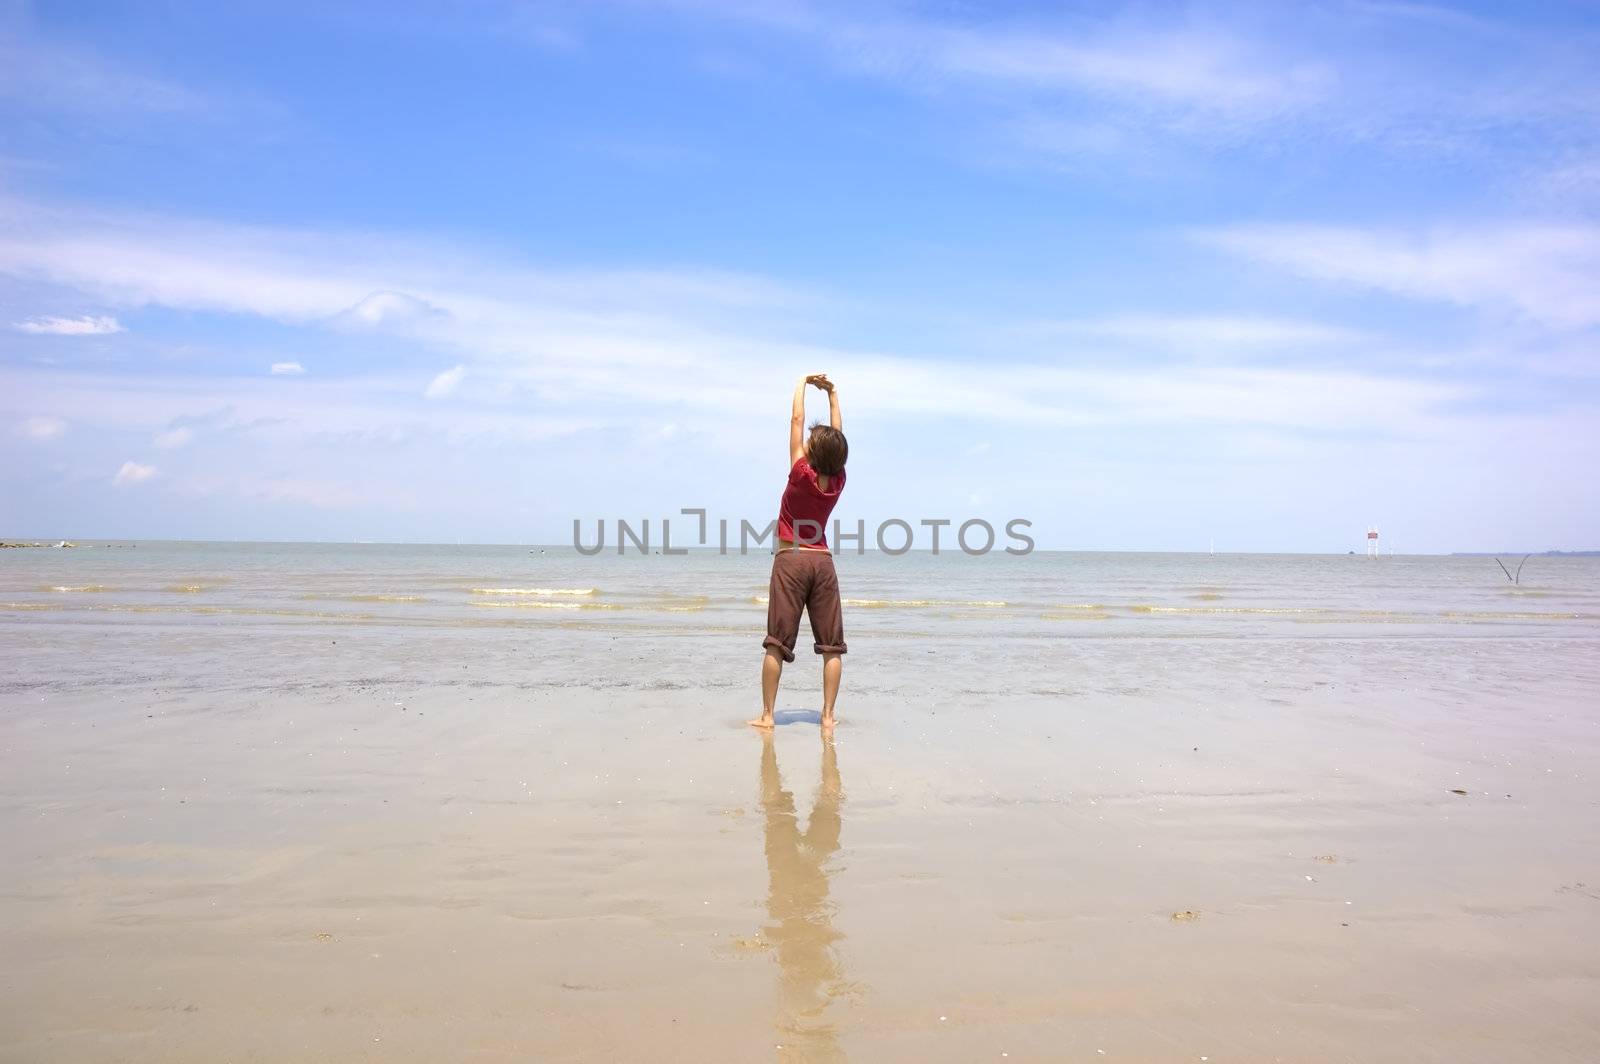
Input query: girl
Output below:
<box><xmin>750</xmin><ymin>374</ymin><xmax>848</xmax><ymax>734</ymax></box>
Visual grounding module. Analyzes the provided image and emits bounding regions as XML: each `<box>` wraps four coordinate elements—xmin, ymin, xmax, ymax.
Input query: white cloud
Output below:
<box><xmin>14</xmin><ymin>314</ymin><xmax>123</xmax><ymax>335</ymax></box>
<box><xmin>153</xmin><ymin>426</ymin><xmax>194</xmax><ymax>449</ymax></box>
<box><xmin>336</xmin><ymin>290</ymin><xmax>447</xmax><ymax>329</ymax></box>
<box><xmin>113</xmin><ymin>460</ymin><xmax>156</xmax><ymax>486</ymax></box>
<box><xmin>425</xmin><ymin>365</ymin><xmax>467</xmax><ymax>399</ymax></box>
<box><xmin>1199</xmin><ymin>223</ymin><xmax>1600</xmax><ymax>330</ymax></box>
<box><xmin>270</xmin><ymin>361</ymin><xmax>306</xmax><ymax>375</ymax></box>
<box><xmin>1039</xmin><ymin>315</ymin><xmax>1364</xmax><ymax>347</ymax></box>
<box><xmin>16</xmin><ymin>416</ymin><xmax>67</xmax><ymax>441</ymax></box>
<box><xmin>0</xmin><ymin>198</ymin><xmax>1504</xmax><ymax>443</ymax></box>
<box><xmin>0</xmin><ymin>199</ymin><xmax>813</xmax><ymax>335</ymax></box>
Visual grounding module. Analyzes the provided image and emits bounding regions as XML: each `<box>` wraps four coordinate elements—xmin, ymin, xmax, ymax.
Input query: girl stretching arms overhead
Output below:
<box><xmin>750</xmin><ymin>374</ymin><xmax>849</xmax><ymax>735</ymax></box>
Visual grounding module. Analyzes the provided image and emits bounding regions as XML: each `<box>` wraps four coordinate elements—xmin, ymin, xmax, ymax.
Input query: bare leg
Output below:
<box><xmin>749</xmin><ymin>649</ymin><xmax>784</xmax><ymax>728</ymax></box>
<box><xmin>820</xmin><ymin>652</ymin><xmax>842</xmax><ymax>734</ymax></box>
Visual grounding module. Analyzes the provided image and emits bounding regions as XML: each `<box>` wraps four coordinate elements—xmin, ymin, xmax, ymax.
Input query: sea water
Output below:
<box><xmin>4</xmin><ymin>542</ymin><xmax>1595</xmax><ymax>643</ymax></box>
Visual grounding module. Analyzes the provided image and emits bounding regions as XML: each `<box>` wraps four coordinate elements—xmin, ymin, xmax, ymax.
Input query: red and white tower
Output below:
<box><xmin>1367</xmin><ymin>527</ymin><xmax>1379</xmax><ymax>557</ymax></box>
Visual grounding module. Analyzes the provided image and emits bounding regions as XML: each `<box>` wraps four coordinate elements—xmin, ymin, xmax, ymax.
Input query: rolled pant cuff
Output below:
<box><xmin>762</xmin><ymin>636</ymin><xmax>797</xmax><ymax>664</ymax></box>
<box><xmin>813</xmin><ymin>642</ymin><xmax>848</xmax><ymax>655</ymax></box>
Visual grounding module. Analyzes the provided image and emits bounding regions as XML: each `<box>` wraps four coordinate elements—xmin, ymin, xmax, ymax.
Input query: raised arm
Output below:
<box><xmin>791</xmin><ymin>374</ymin><xmax>838</xmax><ymax>465</ymax></box>
<box><xmin>789</xmin><ymin>376</ymin><xmax>807</xmax><ymax>465</ymax></box>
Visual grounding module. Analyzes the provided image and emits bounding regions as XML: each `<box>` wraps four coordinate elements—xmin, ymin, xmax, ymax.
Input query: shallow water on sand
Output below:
<box><xmin>2</xmin><ymin>545</ymin><xmax>1598</xmax><ymax>1061</ymax></box>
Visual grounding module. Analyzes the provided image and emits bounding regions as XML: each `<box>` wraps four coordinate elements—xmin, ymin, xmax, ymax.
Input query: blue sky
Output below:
<box><xmin>3</xmin><ymin>0</ymin><xmax>1598</xmax><ymax>551</ymax></box>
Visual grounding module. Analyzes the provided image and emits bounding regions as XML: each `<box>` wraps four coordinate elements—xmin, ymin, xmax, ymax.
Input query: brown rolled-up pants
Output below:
<box><xmin>762</xmin><ymin>549</ymin><xmax>848</xmax><ymax>664</ymax></box>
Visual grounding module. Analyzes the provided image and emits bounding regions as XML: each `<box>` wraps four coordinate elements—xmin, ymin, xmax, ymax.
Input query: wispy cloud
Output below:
<box><xmin>153</xmin><ymin>426</ymin><xmax>194</xmax><ymax>449</ymax></box>
<box><xmin>905</xmin><ymin>22</ymin><xmax>1327</xmax><ymax>115</ymax></box>
<box><xmin>189</xmin><ymin>475</ymin><xmax>390</xmax><ymax>512</ymax></box>
<box><xmin>0</xmin><ymin>198</ymin><xmax>1518</xmax><ymax>441</ymax></box>
<box><xmin>656</xmin><ymin>1</ymin><xmax>1324</xmax><ymax>113</ymax></box>
<box><xmin>0</xmin><ymin>18</ymin><xmax>285</xmax><ymax>134</ymax></box>
<box><xmin>113</xmin><ymin>460</ymin><xmax>156</xmax><ymax>486</ymax></box>
<box><xmin>0</xmin><ymin>198</ymin><xmax>814</xmax><ymax>325</ymax></box>
<box><xmin>662</xmin><ymin>0</ymin><xmax>1600</xmax><ymax>165</ymax></box>
<box><xmin>742</xmin><ymin>6</ymin><xmax>1334</xmax><ymax>152</ymax></box>
<box><xmin>270</xmin><ymin>361</ymin><xmax>306</xmax><ymax>376</ymax></box>
<box><xmin>16</xmin><ymin>416</ymin><xmax>67</xmax><ymax>441</ymax></box>
<box><xmin>14</xmin><ymin>314</ymin><xmax>123</xmax><ymax>335</ymax></box>
<box><xmin>7</xmin><ymin>367</ymin><xmax>600</xmax><ymax>448</ymax></box>
<box><xmin>1199</xmin><ymin>223</ymin><xmax>1600</xmax><ymax>330</ymax></box>
<box><xmin>0</xmin><ymin>32</ymin><xmax>205</xmax><ymax>117</ymax></box>
<box><xmin>424</xmin><ymin>365</ymin><xmax>466</xmax><ymax>399</ymax></box>
<box><xmin>1036</xmin><ymin>315</ymin><xmax>1365</xmax><ymax>348</ymax></box>
<box><xmin>839</xmin><ymin>359</ymin><xmax>1473</xmax><ymax>433</ymax></box>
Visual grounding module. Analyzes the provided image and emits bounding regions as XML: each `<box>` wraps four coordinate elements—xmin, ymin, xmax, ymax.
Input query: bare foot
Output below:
<box><xmin>821</xmin><ymin>714</ymin><xmax>836</xmax><ymax>736</ymax></box>
<box><xmin>747</xmin><ymin>714</ymin><xmax>775</xmax><ymax>730</ymax></box>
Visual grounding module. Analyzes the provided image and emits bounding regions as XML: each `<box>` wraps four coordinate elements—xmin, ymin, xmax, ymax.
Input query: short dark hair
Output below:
<box><xmin>807</xmin><ymin>424</ymin><xmax>848</xmax><ymax>476</ymax></box>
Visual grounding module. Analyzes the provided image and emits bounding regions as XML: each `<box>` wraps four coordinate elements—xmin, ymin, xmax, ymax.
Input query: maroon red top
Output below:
<box><xmin>777</xmin><ymin>457</ymin><xmax>846</xmax><ymax>548</ymax></box>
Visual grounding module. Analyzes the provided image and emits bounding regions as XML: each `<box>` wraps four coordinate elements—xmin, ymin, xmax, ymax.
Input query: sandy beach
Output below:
<box><xmin>3</xmin><ymin>545</ymin><xmax>1598</xmax><ymax>1062</ymax></box>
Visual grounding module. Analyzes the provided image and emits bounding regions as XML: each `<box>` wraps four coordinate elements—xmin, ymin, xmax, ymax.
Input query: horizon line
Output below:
<box><xmin>6</xmin><ymin>537</ymin><xmax>1596</xmax><ymax>557</ymax></box>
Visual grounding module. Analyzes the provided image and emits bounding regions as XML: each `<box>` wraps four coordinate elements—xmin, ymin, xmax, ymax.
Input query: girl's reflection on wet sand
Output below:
<box><xmin>758</xmin><ymin>733</ymin><xmax>846</xmax><ymax>1061</ymax></box>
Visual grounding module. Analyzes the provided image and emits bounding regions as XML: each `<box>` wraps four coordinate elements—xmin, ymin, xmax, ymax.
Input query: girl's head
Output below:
<box><xmin>806</xmin><ymin>424</ymin><xmax>848</xmax><ymax>476</ymax></box>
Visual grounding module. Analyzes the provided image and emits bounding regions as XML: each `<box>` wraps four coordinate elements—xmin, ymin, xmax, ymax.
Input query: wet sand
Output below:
<box><xmin>3</xmin><ymin>611</ymin><xmax>1598</xmax><ymax>1063</ymax></box>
